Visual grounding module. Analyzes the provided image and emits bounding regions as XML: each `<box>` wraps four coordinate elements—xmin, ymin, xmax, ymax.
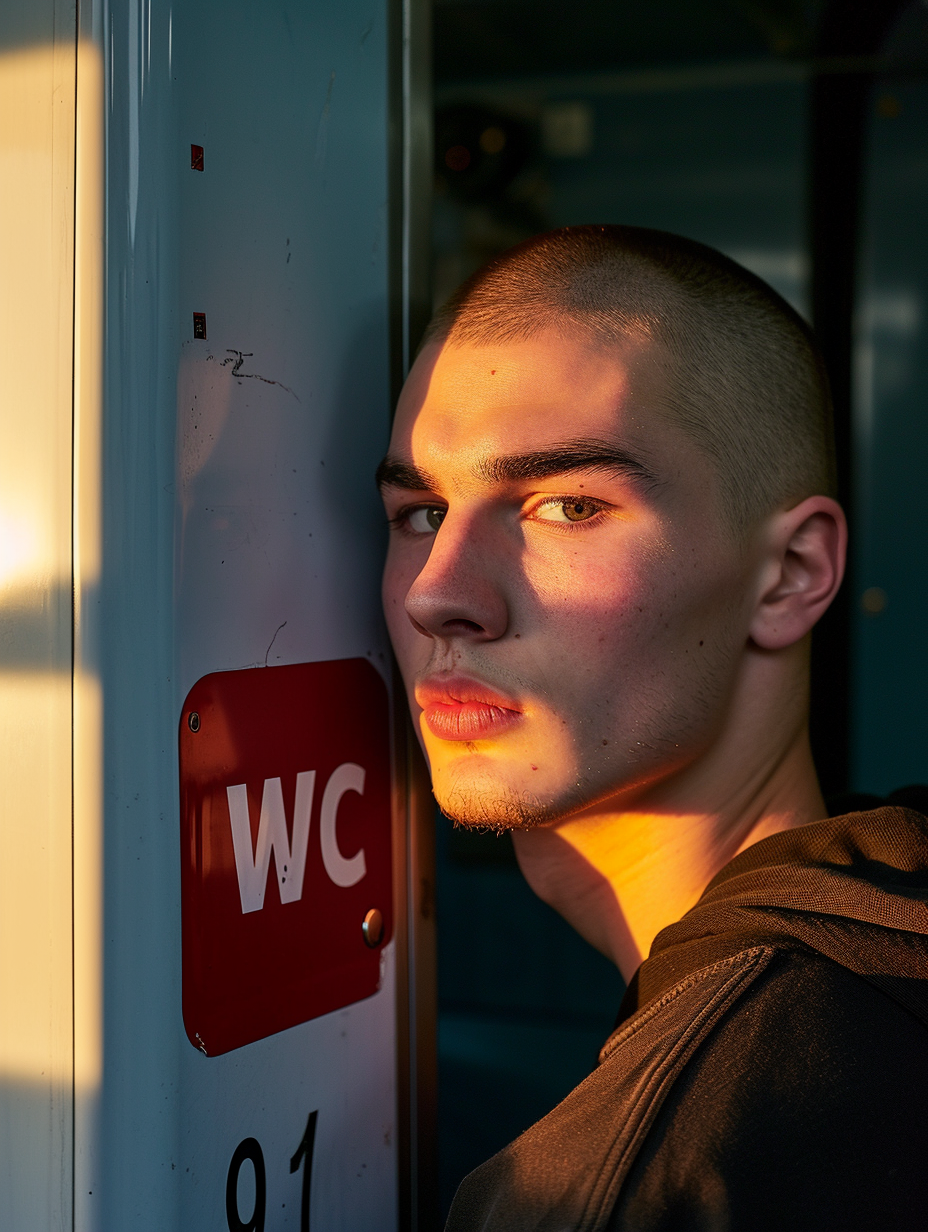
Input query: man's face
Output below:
<box><xmin>379</xmin><ymin>328</ymin><xmax>759</xmax><ymax>829</ymax></box>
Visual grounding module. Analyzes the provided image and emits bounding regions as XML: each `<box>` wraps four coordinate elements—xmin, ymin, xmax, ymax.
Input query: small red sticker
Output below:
<box><xmin>191</xmin><ymin>144</ymin><xmax>204</xmax><ymax>172</ymax></box>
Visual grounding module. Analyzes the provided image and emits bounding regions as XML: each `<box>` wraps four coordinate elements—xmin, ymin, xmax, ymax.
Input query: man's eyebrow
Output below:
<box><xmin>477</xmin><ymin>439</ymin><xmax>660</xmax><ymax>488</ymax></box>
<box><xmin>375</xmin><ymin>456</ymin><xmax>440</xmax><ymax>491</ymax></box>
<box><xmin>375</xmin><ymin>439</ymin><xmax>660</xmax><ymax>493</ymax></box>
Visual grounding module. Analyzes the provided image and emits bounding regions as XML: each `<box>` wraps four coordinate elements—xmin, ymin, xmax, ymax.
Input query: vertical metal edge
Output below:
<box><xmin>68</xmin><ymin>2</ymin><xmax>81</xmax><ymax>1223</ymax></box>
<box><xmin>72</xmin><ymin>0</ymin><xmax>105</xmax><ymax>1228</ymax></box>
<box><xmin>402</xmin><ymin>0</ymin><xmax>434</xmax><ymax>366</ymax></box>
<box><xmin>390</xmin><ymin>0</ymin><xmax>433</xmax><ymax>388</ymax></box>
<box><xmin>61</xmin><ymin>7</ymin><xmax>81</xmax><ymax>1229</ymax></box>
<box><xmin>407</xmin><ymin>729</ymin><xmax>439</xmax><ymax>1231</ymax></box>
<box><xmin>389</xmin><ymin>0</ymin><xmax>435</xmax><ymax>1226</ymax></box>
<box><xmin>390</xmin><ymin>682</ymin><xmax>413</xmax><ymax>1231</ymax></box>
<box><xmin>390</xmin><ymin>676</ymin><xmax>438</xmax><ymax>1232</ymax></box>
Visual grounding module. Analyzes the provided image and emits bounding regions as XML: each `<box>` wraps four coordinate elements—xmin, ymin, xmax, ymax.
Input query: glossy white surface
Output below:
<box><xmin>80</xmin><ymin>0</ymin><xmax>398</xmax><ymax>1227</ymax></box>
<box><xmin>0</xmin><ymin>7</ymin><xmax>77</xmax><ymax>1228</ymax></box>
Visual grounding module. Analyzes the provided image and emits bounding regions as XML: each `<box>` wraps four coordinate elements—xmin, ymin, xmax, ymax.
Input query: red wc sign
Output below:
<box><xmin>179</xmin><ymin>659</ymin><xmax>393</xmax><ymax>1055</ymax></box>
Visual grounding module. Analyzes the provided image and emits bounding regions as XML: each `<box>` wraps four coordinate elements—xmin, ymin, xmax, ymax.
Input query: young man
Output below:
<box><xmin>378</xmin><ymin>227</ymin><xmax>928</xmax><ymax>1230</ymax></box>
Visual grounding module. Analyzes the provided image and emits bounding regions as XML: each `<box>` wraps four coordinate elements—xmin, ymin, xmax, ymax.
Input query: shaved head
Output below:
<box><xmin>423</xmin><ymin>225</ymin><xmax>836</xmax><ymax>533</ymax></box>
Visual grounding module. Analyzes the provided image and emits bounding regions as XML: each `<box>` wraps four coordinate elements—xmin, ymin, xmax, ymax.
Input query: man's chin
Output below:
<box><xmin>426</xmin><ymin>738</ymin><xmax>590</xmax><ymax>830</ymax></box>
<box><xmin>434</xmin><ymin>773</ymin><xmax>574</xmax><ymax>832</ymax></box>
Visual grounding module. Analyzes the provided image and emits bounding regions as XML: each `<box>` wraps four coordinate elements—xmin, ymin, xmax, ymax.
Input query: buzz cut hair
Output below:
<box><xmin>423</xmin><ymin>225</ymin><xmax>837</xmax><ymax>534</ymax></box>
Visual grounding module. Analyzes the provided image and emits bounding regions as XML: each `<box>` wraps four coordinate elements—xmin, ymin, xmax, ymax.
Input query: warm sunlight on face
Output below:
<box><xmin>380</xmin><ymin>329</ymin><xmax>759</xmax><ymax>829</ymax></box>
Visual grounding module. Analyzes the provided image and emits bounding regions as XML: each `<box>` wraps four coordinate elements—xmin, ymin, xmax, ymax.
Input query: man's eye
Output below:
<box><xmin>404</xmin><ymin>505</ymin><xmax>446</xmax><ymax>533</ymax></box>
<box><xmin>534</xmin><ymin>497</ymin><xmax>602</xmax><ymax>524</ymax></box>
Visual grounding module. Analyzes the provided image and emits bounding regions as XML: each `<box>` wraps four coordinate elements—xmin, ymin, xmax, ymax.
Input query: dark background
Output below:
<box><xmin>426</xmin><ymin>0</ymin><xmax>928</xmax><ymax>1218</ymax></box>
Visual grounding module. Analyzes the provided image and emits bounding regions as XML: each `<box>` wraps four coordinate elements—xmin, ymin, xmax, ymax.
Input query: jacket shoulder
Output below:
<box><xmin>608</xmin><ymin>947</ymin><xmax>928</xmax><ymax>1231</ymax></box>
<box><xmin>445</xmin><ymin>946</ymin><xmax>775</xmax><ymax>1232</ymax></box>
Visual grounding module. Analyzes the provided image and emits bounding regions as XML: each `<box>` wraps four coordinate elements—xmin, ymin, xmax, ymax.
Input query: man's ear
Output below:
<box><xmin>749</xmin><ymin>495</ymin><xmax>847</xmax><ymax>651</ymax></box>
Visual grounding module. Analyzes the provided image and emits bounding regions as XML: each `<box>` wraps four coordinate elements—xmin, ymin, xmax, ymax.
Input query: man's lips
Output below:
<box><xmin>415</xmin><ymin>676</ymin><xmax>523</xmax><ymax>741</ymax></box>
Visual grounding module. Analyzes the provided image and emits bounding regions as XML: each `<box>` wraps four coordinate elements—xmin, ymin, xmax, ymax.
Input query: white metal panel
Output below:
<box><xmin>71</xmin><ymin>0</ymin><xmax>403</xmax><ymax>1228</ymax></box>
<box><xmin>173</xmin><ymin>5</ymin><xmax>398</xmax><ymax>1226</ymax></box>
<box><xmin>0</xmin><ymin>4</ymin><xmax>76</xmax><ymax>1229</ymax></box>
<box><xmin>0</xmin><ymin>5</ymin><xmax>77</xmax><ymax>1229</ymax></box>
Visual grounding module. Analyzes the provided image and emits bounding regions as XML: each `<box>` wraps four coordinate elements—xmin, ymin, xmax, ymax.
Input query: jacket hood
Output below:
<box><xmin>620</xmin><ymin>807</ymin><xmax>928</xmax><ymax>1029</ymax></box>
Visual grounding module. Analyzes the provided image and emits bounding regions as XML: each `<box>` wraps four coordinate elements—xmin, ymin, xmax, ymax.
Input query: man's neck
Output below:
<box><xmin>510</xmin><ymin>659</ymin><xmax>826</xmax><ymax>981</ymax></box>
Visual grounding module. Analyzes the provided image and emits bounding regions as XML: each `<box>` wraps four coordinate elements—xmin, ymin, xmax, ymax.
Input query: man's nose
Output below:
<box><xmin>404</xmin><ymin>513</ymin><xmax>510</xmax><ymax>641</ymax></box>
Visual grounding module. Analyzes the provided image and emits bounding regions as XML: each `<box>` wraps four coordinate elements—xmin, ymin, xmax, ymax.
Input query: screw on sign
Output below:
<box><xmin>178</xmin><ymin>659</ymin><xmax>393</xmax><ymax>1054</ymax></box>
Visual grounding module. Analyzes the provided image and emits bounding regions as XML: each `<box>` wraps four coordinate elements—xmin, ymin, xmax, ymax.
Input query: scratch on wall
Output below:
<box><xmin>265</xmin><ymin>621</ymin><xmax>287</xmax><ymax>666</ymax></box>
<box><xmin>221</xmin><ymin>350</ymin><xmax>299</xmax><ymax>400</ymax></box>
